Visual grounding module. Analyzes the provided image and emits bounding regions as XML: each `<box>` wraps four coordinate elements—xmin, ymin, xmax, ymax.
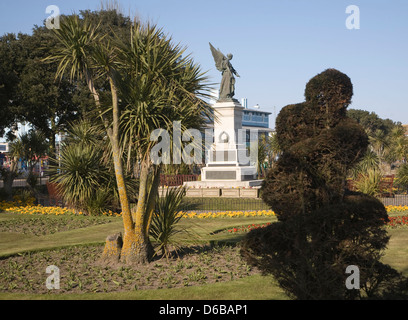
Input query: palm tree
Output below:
<box><xmin>116</xmin><ymin>22</ymin><xmax>212</xmax><ymax>263</ymax></box>
<box><xmin>1</xmin><ymin>130</ymin><xmax>48</xmax><ymax>198</ymax></box>
<box><xmin>48</xmin><ymin>12</ymin><xmax>212</xmax><ymax>264</ymax></box>
<box><xmin>350</xmin><ymin>149</ymin><xmax>380</xmax><ymax>179</ymax></box>
<box><xmin>46</xmin><ymin>13</ymin><xmax>139</xmax><ymax>261</ymax></box>
<box><xmin>49</xmin><ymin>119</ymin><xmax>139</xmax><ymax>215</ymax></box>
<box><xmin>53</xmin><ymin>141</ymin><xmax>106</xmax><ymax>210</ymax></box>
<box><xmin>369</xmin><ymin>129</ymin><xmax>388</xmax><ymax>162</ymax></box>
<box><xmin>266</xmin><ymin>132</ymin><xmax>281</xmax><ymax>169</ymax></box>
<box><xmin>388</xmin><ymin>126</ymin><xmax>408</xmax><ymax>164</ymax></box>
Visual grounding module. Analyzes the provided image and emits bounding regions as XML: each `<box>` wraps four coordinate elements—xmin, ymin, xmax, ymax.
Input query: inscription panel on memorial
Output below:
<box><xmin>206</xmin><ymin>171</ymin><xmax>237</xmax><ymax>180</ymax></box>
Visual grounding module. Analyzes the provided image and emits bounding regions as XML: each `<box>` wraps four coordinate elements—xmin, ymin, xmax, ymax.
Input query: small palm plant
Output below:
<box><xmin>355</xmin><ymin>168</ymin><xmax>382</xmax><ymax>197</ymax></box>
<box><xmin>48</xmin><ymin>119</ymin><xmax>132</xmax><ymax>215</ymax></box>
<box><xmin>396</xmin><ymin>163</ymin><xmax>408</xmax><ymax>192</ymax></box>
<box><xmin>350</xmin><ymin>149</ymin><xmax>380</xmax><ymax>179</ymax></box>
<box><xmin>149</xmin><ymin>186</ymin><xmax>187</xmax><ymax>259</ymax></box>
<box><xmin>50</xmin><ymin>142</ymin><xmax>106</xmax><ymax>212</ymax></box>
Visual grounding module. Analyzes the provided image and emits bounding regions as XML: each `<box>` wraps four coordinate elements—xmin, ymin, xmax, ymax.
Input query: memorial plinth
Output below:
<box><xmin>185</xmin><ymin>99</ymin><xmax>262</xmax><ymax>189</ymax></box>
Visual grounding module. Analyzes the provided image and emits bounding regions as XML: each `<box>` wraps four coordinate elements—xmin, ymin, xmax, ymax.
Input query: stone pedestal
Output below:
<box><xmin>184</xmin><ymin>180</ymin><xmax>262</xmax><ymax>188</ymax></box>
<box><xmin>185</xmin><ymin>99</ymin><xmax>261</xmax><ymax>189</ymax></box>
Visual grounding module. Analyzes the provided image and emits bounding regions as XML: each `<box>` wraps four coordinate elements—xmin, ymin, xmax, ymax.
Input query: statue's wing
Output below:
<box><xmin>209</xmin><ymin>43</ymin><xmax>226</xmax><ymax>72</ymax></box>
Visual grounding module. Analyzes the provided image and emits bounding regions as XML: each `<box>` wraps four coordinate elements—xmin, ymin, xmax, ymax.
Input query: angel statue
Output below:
<box><xmin>209</xmin><ymin>43</ymin><xmax>240</xmax><ymax>101</ymax></box>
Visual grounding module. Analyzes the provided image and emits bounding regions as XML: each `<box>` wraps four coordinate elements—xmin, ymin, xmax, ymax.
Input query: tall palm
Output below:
<box><xmin>48</xmin><ymin>13</ymin><xmax>212</xmax><ymax>264</ymax></box>
<box><xmin>267</xmin><ymin>132</ymin><xmax>281</xmax><ymax>169</ymax></box>
<box><xmin>389</xmin><ymin>126</ymin><xmax>408</xmax><ymax>163</ymax></box>
<box><xmin>46</xmin><ymin>14</ymin><xmax>137</xmax><ymax>262</ymax></box>
<box><xmin>369</xmin><ymin>129</ymin><xmax>388</xmax><ymax>158</ymax></box>
<box><xmin>116</xmin><ymin>22</ymin><xmax>212</xmax><ymax>263</ymax></box>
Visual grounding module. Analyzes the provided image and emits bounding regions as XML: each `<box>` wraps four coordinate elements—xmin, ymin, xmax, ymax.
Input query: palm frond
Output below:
<box><xmin>44</xmin><ymin>15</ymin><xmax>101</xmax><ymax>82</ymax></box>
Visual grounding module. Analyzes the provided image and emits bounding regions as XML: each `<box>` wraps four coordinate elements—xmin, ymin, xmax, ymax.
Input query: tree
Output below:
<box><xmin>369</xmin><ymin>129</ymin><xmax>388</xmax><ymax>162</ymax></box>
<box><xmin>263</xmin><ymin>132</ymin><xmax>281</xmax><ymax>170</ymax></box>
<box><xmin>48</xmin><ymin>11</ymin><xmax>211</xmax><ymax>264</ymax></box>
<box><xmin>241</xmin><ymin>69</ymin><xmax>407</xmax><ymax>299</ymax></box>
<box><xmin>0</xmin><ymin>29</ymin><xmax>84</xmax><ymax>153</ymax></box>
<box><xmin>18</xmin><ymin>130</ymin><xmax>49</xmax><ymax>175</ymax></box>
<box><xmin>387</xmin><ymin>126</ymin><xmax>408</xmax><ymax>164</ymax></box>
<box><xmin>396</xmin><ymin>163</ymin><xmax>408</xmax><ymax>191</ymax></box>
<box><xmin>49</xmin><ymin>119</ymin><xmax>138</xmax><ymax>215</ymax></box>
<box><xmin>347</xmin><ymin>109</ymin><xmax>398</xmax><ymax>136</ymax></box>
<box><xmin>0</xmin><ymin>138</ymin><xmax>21</xmax><ymax>200</ymax></box>
<box><xmin>116</xmin><ymin>22</ymin><xmax>211</xmax><ymax>263</ymax></box>
<box><xmin>0</xmin><ymin>130</ymin><xmax>48</xmax><ymax>198</ymax></box>
<box><xmin>0</xmin><ymin>8</ymin><xmax>133</xmax><ymax>151</ymax></box>
<box><xmin>0</xmin><ymin>33</ymin><xmax>26</xmax><ymax>137</ymax></box>
<box><xmin>350</xmin><ymin>149</ymin><xmax>380</xmax><ymax>178</ymax></box>
<box><xmin>348</xmin><ymin>108</ymin><xmax>407</xmax><ymax>172</ymax></box>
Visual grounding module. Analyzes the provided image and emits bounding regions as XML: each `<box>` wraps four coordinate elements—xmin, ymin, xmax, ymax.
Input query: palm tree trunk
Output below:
<box><xmin>84</xmin><ymin>70</ymin><xmax>157</xmax><ymax>265</ymax></box>
<box><xmin>107</xmin><ymin>77</ymin><xmax>142</xmax><ymax>263</ymax></box>
<box><xmin>85</xmin><ymin>72</ymin><xmax>139</xmax><ymax>263</ymax></box>
<box><xmin>84</xmin><ymin>69</ymin><xmax>163</xmax><ymax>265</ymax></box>
<box><xmin>144</xmin><ymin>164</ymin><xmax>161</xmax><ymax>237</ymax></box>
<box><xmin>123</xmin><ymin>158</ymin><xmax>153</xmax><ymax>263</ymax></box>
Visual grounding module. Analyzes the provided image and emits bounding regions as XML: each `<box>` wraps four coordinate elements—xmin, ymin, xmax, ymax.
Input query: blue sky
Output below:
<box><xmin>1</xmin><ymin>0</ymin><xmax>407</xmax><ymax>128</ymax></box>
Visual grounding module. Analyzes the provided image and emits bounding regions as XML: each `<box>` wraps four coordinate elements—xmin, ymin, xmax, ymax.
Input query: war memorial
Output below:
<box><xmin>184</xmin><ymin>43</ymin><xmax>262</xmax><ymax>191</ymax></box>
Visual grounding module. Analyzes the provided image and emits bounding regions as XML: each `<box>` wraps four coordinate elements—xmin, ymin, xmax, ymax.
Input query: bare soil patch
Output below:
<box><xmin>0</xmin><ymin>244</ymin><xmax>259</xmax><ymax>294</ymax></box>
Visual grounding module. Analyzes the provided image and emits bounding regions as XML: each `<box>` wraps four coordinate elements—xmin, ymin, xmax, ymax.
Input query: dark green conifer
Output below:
<box><xmin>241</xmin><ymin>69</ymin><xmax>408</xmax><ymax>299</ymax></box>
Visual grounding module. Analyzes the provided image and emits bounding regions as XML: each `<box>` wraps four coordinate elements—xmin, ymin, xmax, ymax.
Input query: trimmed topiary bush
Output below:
<box><xmin>240</xmin><ymin>69</ymin><xmax>407</xmax><ymax>300</ymax></box>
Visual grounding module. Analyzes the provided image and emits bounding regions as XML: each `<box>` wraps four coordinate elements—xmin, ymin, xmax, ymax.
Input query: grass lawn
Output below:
<box><xmin>0</xmin><ymin>212</ymin><xmax>276</xmax><ymax>257</ymax></box>
<box><xmin>0</xmin><ymin>274</ymin><xmax>288</xmax><ymax>300</ymax></box>
<box><xmin>0</xmin><ymin>209</ymin><xmax>407</xmax><ymax>300</ymax></box>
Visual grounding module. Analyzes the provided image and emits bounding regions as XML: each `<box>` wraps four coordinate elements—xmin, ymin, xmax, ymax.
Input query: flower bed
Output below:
<box><xmin>227</xmin><ymin>216</ymin><xmax>408</xmax><ymax>233</ymax></box>
<box><xmin>385</xmin><ymin>205</ymin><xmax>408</xmax><ymax>213</ymax></box>
<box><xmin>1</xmin><ymin>198</ymin><xmax>408</xmax><ymax>221</ymax></box>
<box><xmin>179</xmin><ymin>210</ymin><xmax>276</xmax><ymax>219</ymax></box>
<box><xmin>0</xmin><ymin>200</ymin><xmax>120</xmax><ymax>217</ymax></box>
<box><xmin>387</xmin><ymin>216</ymin><xmax>408</xmax><ymax>228</ymax></box>
<box><xmin>228</xmin><ymin>222</ymin><xmax>272</xmax><ymax>233</ymax></box>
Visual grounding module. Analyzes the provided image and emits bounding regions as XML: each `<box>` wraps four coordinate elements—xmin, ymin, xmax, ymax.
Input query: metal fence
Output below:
<box><xmin>177</xmin><ymin>194</ymin><xmax>408</xmax><ymax>212</ymax></box>
<box><xmin>378</xmin><ymin>195</ymin><xmax>408</xmax><ymax>206</ymax></box>
<box><xmin>0</xmin><ymin>176</ymin><xmax>49</xmax><ymax>188</ymax></box>
<box><xmin>179</xmin><ymin>197</ymin><xmax>271</xmax><ymax>212</ymax></box>
<box><xmin>3</xmin><ymin>176</ymin><xmax>408</xmax><ymax>211</ymax></box>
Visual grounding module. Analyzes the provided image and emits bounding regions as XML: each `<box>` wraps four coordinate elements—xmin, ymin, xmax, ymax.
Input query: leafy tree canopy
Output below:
<box><xmin>0</xmin><ymin>9</ymin><xmax>133</xmax><ymax>151</ymax></box>
<box><xmin>347</xmin><ymin>108</ymin><xmax>401</xmax><ymax>136</ymax></box>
